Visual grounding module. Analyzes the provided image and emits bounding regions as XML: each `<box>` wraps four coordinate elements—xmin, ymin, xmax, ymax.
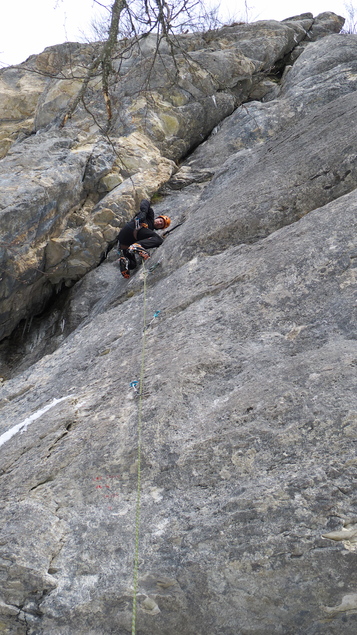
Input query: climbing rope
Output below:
<box><xmin>131</xmin><ymin>262</ymin><xmax>148</xmax><ymax>635</ymax></box>
<box><xmin>129</xmin><ymin>210</ymin><xmax>177</xmax><ymax>628</ymax></box>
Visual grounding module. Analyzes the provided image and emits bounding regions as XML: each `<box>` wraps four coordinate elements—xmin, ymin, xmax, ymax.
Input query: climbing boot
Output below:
<box><xmin>128</xmin><ymin>243</ymin><xmax>150</xmax><ymax>261</ymax></box>
<box><xmin>119</xmin><ymin>256</ymin><xmax>130</xmax><ymax>279</ymax></box>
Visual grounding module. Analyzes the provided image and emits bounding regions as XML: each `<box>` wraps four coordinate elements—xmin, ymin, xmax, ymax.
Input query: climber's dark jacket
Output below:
<box><xmin>118</xmin><ymin>199</ymin><xmax>163</xmax><ymax>250</ymax></box>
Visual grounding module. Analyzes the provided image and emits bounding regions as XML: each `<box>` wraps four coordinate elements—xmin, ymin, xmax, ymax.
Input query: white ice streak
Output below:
<box><xmin>0</xmin><ymin>395</ymin><xmax>74</xmax><ymax>448</ymax></box>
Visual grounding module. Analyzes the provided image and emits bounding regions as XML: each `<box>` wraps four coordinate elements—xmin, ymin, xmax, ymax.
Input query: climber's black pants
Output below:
<box><xmin>135</xmin><ymin>227</ymin><xmax>163</xmax><ymax>249</ymax></box>
<box><xmin>118</xmin><ymin>226</ymin><xmax>163</xmax><ymax>252</ymax></box>
<box><xmin>120</xmin><ymin>228</ymin><xmax>163</xmax><ymax>270</ymax></box>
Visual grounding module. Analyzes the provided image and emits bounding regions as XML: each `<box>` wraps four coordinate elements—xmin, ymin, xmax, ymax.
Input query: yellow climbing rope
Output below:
<box><xmin>131</xmin><ymin>262</ymin><xmax>148</xmax><ymax>635</ymax></box>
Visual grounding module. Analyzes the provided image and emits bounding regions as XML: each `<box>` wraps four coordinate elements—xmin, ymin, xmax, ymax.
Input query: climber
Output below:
<box><xmin>117</xmin><ymin>199</ymin><xmax>171</xmax><ymax>278</ymax></box>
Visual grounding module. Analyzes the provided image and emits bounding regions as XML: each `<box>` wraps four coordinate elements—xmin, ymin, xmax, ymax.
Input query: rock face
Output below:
<box><xmin>0</xmin><ymin>11</ymin><xmax>345</xmax><ymax>341</ymax></box>
<box><xmin>1</xmin><ymin>12</ymin><xmax>357</xmax><ymax>635</ymax></box>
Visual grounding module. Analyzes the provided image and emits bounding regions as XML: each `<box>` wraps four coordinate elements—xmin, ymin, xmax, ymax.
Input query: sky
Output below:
<box><xmin>0</xmin><ymin>0</ymin><xmax>350</xmax><ymax>67</ymax></box>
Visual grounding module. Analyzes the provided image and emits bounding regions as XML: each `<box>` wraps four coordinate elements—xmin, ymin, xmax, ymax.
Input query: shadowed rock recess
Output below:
<box><xmin>0</xmin><ymin>12</ymin><xmax>357</xmax><ymax>635</ymax></box>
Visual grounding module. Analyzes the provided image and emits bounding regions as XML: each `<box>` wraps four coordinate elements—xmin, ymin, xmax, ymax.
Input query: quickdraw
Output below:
<box><xmin>144</xmin><ymin>309</ymin><xmax>162</xmax><ymax>331</ymax></box>
<box><xmin>130</xmin><ymin>380</ymin><xmax>139</xmax><ymax>394</ymax></box>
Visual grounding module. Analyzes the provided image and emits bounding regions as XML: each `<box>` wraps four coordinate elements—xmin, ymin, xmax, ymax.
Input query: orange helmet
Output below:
<box><xmin>156</xmin><ymin>215</ymin><xmax>171</xmax><ymax>229</ymax></box>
